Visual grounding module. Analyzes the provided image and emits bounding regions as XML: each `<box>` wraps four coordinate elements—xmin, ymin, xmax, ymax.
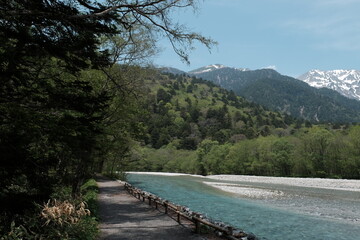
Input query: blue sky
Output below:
<box><xmin>153</xmin><ymin>0</ymin><xmax>360</xmax><ymax>77</ymax></box>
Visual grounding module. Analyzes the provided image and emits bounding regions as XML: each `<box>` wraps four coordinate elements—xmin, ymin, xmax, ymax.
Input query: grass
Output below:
<box><xmin>1</xmin><ymin>179</ymin><xmax>100</xmax><ymax>240</ymax></box>
<box><xmin>81</xmin><ymin>179</ymin><xmax>99</xmax><ymax>218</ymax></box>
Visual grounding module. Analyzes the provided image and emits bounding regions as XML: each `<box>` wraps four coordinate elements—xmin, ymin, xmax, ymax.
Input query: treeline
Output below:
<box><xmin>128</xmin><ymin>126</ymin><xmax>360</xmax><ymax>179</ymax></box>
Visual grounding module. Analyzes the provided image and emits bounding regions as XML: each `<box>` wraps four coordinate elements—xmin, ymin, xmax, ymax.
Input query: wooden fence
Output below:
<box><xmin>124</xmin><ymin>182</ymin><xmax>253</xmax><ymax>240</ymax></box>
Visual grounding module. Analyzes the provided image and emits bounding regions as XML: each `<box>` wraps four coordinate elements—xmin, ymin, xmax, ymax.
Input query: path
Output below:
<box><xmin>97</xmin><ymin>177</ymin><xmax>206</xmax><ymax>240</ymax></box>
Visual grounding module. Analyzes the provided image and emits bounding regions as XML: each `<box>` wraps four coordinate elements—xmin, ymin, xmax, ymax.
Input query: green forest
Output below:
<box><xmin>0</xmin><ymin>0</ymin><xmax>214</xmax><ymax>238</ymax></box>
<box><xmin>122</xmin><ymin>72</ymin><xmax>360</xmax><ymax>179</ymax></box>
<box><xmin>1</xmin><ymin>0</ymin><xmax>360</xmax><ymax>239</ymax></box>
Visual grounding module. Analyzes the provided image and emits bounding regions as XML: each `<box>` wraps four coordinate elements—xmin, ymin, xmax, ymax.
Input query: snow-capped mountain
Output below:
<box><xmin>298</xmin><ymin>70</ymin><xmax>360</xmax><ymax>101</ymax></box>
<box><xmin>186</xmin><ymin>64</ymin><xmax>360</xmax><ymax>122</ymax></box>
<box><xmin>188</xmin><ymin>64</ymin><xmax>281</xmax><ymax>92</ymax></box>
<box><xmin>188</xmin><ymin>64</ymin><xmax>248</xmax><ymax>75</ymax></box>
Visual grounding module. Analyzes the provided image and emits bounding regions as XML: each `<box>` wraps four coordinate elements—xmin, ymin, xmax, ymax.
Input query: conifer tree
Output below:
<box><xmin>0</xmin><ymin>0</ymin><xmax>215</xmax><ymax>225</ymax></box>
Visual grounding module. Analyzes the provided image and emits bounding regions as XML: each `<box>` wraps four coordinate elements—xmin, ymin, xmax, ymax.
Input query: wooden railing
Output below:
<box><xmin>124</xmin><ymin>182</ymin><xmax>254</xmax><ymax>240</ymax></box>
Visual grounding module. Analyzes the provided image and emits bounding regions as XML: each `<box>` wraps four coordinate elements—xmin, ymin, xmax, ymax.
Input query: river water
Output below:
<box><xmin>127</xmin><ymin>173</ymin><xmax>360</xmax><ymax>240</ymax></box>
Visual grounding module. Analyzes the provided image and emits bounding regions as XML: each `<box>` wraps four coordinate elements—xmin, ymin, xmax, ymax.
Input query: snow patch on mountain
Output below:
<box><xmin>188</xmin><ymin>64</ymin><xmax>226</xmax><ymax>74</ymax></box>
<box><xmin>298</xmin><ymin>70</ymin><xmax>360</xmax><ymax>101</ymax></box>
<box><xmin>188</xmin><ymin>64</ymin><xmax>249</xmax><ymax>75</ymax></box>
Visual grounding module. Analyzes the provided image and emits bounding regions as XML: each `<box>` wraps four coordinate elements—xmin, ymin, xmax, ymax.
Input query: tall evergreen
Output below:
<box><xmin>0</xmin><ymin>0</ymin><xmax>214</xmax><ymax>231</ymax></box>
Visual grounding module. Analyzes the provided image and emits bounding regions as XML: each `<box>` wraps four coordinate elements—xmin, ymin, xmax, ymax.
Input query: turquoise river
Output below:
<box><xmin>127</xmin><ymin>173</ymin><xmax>360</xmax><ymax>240</ymax></box>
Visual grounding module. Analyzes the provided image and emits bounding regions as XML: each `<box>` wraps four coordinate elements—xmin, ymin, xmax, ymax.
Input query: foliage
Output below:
<box><xmin>104</xmin><ymin>171</ymin><xmax>128</xmax><ymax>181</ymax></box>
<box><xmin>1</xmin><ymin>0</ymin><xmax>214</xmax><ymax>236</ymax></box>
<box><xmin>138</xmin><ymin>72</ymin><xmax>293</xmax><ymax>151</ymax></box>
<box><xmin>130</xmin><ymin>125</ymin><xmax>360</xmax><ymax>179</ymax></box>
<box><xmin>81</xmin><ymin>179</ymin><xmax>99</xmax><ymax>217</ymax></box>
<box><xmin>127</xmin><ymin>144</ymin><xmax>198</xmax><ymax>173</ymax></box>
<box><xmin>92</xmin><ymin>66</ymin><xmax>151</xmax><ymax>177</ymax></box>
<box><xmin>114</xmin><ymin>71</ymin><xmax>357</xmax><ymax>180</ymax></box>
<box><xmin>1</xmin><ymin>179</ymin><xmax>99</xmax><ymax>240</ymax></box>
<box><xmin>124</xmin><ymin>71</ymin><xmax>360</xmax><ymax>180</ymax></box>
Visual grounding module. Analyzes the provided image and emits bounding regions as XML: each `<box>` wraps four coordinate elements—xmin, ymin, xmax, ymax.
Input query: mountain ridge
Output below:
<box><xmin>298</xmin><ymin>69</ymin><xmax>360</xmax><ymax>101</ymax></box>
<box><xmin>160</xmin><ymin>64</ymin><xmax>360</xmax><ymax>123</ymax></box>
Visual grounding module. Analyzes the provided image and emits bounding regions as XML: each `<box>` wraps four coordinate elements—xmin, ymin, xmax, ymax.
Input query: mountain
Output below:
<box><xmin>189</xmin><ymin>64</ymin><xmax>281</xmax><ymax>92</ymax></box>
<box><xmin>240</xmin><ymin>77</ymin><xmax>360</xmax><ymax>123</ymax></box>
<box><xmin>188</xmin><ymin>65</ymin><xmax>360</xmax><ymax>123</ymax></box>
<box><xmin>139</xmin><ymin>71</ymin><xmax>295</xmax><ymax>150</ymax></box>
<box><xmin>188</xmin><ymin>64</ymin><xmax>249</xmax><ymax>74</ymax></box>
<box><xmin>159</xmin><ymin>67</ymin><xmax>186</xmax><ymax>75</ymax></box>
<box><xmin>298</xmin><ymin>70</ymin><xmax>360</xmax><ymax>101</ymax></box>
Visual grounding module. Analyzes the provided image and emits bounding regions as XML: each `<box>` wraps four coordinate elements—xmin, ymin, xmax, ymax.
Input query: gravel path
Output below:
<box><xmin>97</xmin><ymin>177</ymin><xmax>206</xmax><ymax>240</ymax></box>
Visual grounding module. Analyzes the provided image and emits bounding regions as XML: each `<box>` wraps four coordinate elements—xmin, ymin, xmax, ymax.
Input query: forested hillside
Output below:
<box><xmin>123</xmin><ymin>72</ymin><xmax>360</xmax><ymax>179</ymax></box>
<box><xmin>189</xmin><ymin>66</ymin><xmax>360</xmax><ymax>123</ymax></box>
<box><xmin>139</xmin><ymin>72</ymin><xmax>294</xmax><ymax>150</ymax></box>
<box><xmin>240</xmin><ymin>77</ymin><xmax>360</xmax><ymax>123</ymax></box>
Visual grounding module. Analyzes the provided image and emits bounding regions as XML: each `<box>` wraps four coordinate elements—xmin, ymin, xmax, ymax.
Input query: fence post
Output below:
<box><xmin>123</xmin><ymin>181</ymin><xmax>246</xmax><ymax>239</ymax></box>
<box><xmin>226</xmin><ymin>226</ymin><xmax>233</xmax><ymax>236</ymax></box>
<box><xmin>164</xmin><ymin>201</ymin><xmax>168</xmax><ymax>214</ymax></box>
<box><xmin>193</xmin><ymin>214</ymin><xmax>201</xmax><ymax>234</ymax></box>
<box><xmin>177</xmin><ymin>206</ymin><xmax>181</xmax><ymax>223</ymax></box>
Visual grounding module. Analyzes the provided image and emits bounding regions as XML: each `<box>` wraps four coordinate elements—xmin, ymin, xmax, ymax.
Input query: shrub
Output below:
<box><xmin>1</xmin><ymin>179</ymin><xmax>99</xmax><ymax>240</ymax></box>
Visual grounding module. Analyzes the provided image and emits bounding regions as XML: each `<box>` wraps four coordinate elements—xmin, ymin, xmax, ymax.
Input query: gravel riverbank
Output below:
<box><xmin>205</xmin><ymin>174</ymin><xmax>360</xmax><ymax>193</ymax></box>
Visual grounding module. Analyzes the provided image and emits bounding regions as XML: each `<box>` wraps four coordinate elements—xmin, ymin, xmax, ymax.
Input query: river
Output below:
<box><xmin>127</xmin><ymin>173</ymin><xmax>360</xmax><ymax>240</ymax></box>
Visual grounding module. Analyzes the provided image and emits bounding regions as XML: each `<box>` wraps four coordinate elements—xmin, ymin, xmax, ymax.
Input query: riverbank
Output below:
<box><xmin>96</xmin><ymin>176</ymin><xmax>207</xmax><ymax>240</ymax></box>
<box><xmin>127</xmin><ymin>172</ymin><xmax>193</xmax><ymax>176</ymax></box>
<box><xmin>126</xmin><ymin>173</ymin><xmax>360</xmax><ymax>239</ymax></box>
<box><xmin>206</xmin><ymin>174</ymin><xmax>360</xmax><ymax>192</ymax></box>
<box><xmin>128</xmin><ymin>172</ymin><xmax>360</xmax><ymax>192</ymax></box>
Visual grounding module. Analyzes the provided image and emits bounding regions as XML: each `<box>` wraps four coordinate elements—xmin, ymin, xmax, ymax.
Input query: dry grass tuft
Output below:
<box><xmin>41</xmin><ymin>199</ymin><xmax>91</xmax><ymax>226</ymax></box>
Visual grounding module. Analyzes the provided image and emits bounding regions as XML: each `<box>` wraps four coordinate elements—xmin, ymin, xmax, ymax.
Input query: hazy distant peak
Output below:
<box><xmin>188</xmin><ymin>64</ymin><xmax>251</xmax><ymax>74</ymax></box>
<box><xmin>158</xmin><ymin>67</ymin><xmax>185</xmax><ymax>75</ymax></box>
<box><xmin>208</xmin><ymin>64</ymin><xmax>226</xmax><ymax>69</ymax></box>
<box><xmin>188</xmin><ymin>64</ymin><xmax>226</xmax><ymax>74</ymax></box>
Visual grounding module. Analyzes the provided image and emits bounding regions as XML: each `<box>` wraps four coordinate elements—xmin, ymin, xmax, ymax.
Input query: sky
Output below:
<box><xmin>153</xmin><ymin>0</ymin><xmax>360</xmax><ymax>77</ymax></box>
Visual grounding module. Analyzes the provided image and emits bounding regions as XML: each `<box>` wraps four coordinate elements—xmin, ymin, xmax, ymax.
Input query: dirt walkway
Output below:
<box><xmin>97</xmin><ymin>177</ymin><xmax>206</xmax><ymax>240</ymax></box>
